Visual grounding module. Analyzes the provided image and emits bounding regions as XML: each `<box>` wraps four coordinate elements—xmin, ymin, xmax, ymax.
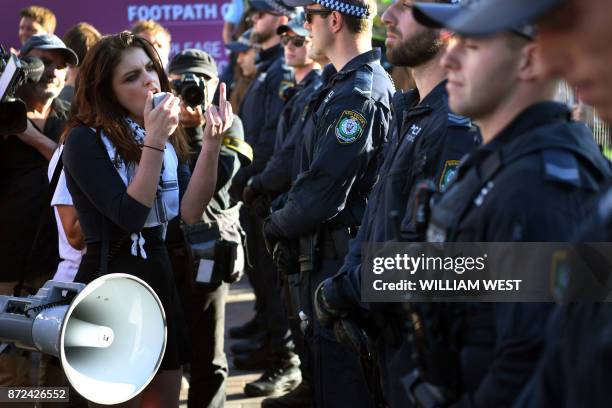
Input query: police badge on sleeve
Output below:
<box><xmin>439</xmin><ymin>160</ymin><xmax>460</xmax><ymax>191</ymax></box>
<box><xmin>335</xmin><ymin>110</ymin><xmax>367</xmax><ymax>144</ymax></box>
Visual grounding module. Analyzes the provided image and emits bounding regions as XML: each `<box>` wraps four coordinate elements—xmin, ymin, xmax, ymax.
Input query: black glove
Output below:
<box><xmin>253</xmin><ymin>195</ymin><xmax>271</xmax><ymax>218</ymax></box>
<box><xmin>272</xmin><ymin>240</ymin><xmax>299</xmax><ymax>275</ymax></box>
<box><xmin>332</xmin><ymin>318</ymin><xmax>369</xmax><ymax>356</ymax></box>
<box><xmin>242</xmin><ymin>185</ymin><xmax>259</xmax><ymax>206</ymax></box>
<box><xmin>314</xmin><ymin>279</ymin><xmax>347</xmax><ymax>329</ymax></box>
<box><xmin>262</xmin><ymin>218</ymin><xmax>279</xmax><ymax>255</ymax></box>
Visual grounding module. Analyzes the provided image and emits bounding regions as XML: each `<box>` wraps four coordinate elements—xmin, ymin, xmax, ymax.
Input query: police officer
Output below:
<box><xmin>229</xmin><ymin>2</ymin><xmax>300</xmax><ymax>395</ymax></box>
<box><xmin>260</xmin><ymin>66</ymin><xmax>340</xmax><ymax>408</ymax></box>
<box><xmin>243</xmin><ymin>11</ymin><xmax>323</xmax><ymax>214</ymax></box>
<box><xmin>396</xmin><ymin>3</ymin><xmax>609</xmax><ymax>406</ymax></box>
<box><xmin>453</xmin><ymin>0</ymin><xmax>612</xmax><ymax>406</ymax></box>
<box><xmin>166</xmin><ymin>49</ymin><xmax>248</xmax><ymax>408</ymax></box>
<box><xmin>311</xmin><ymin>1</ymin><xmax>480</xmax><ymax>406</ymax></box>
<box><xmin>261</xmin><ymin>0</ymin><xmax>394</xmax><ymax>405</ymax></box>
<box><xmin>238</xmin><ymin>11</ymin><xmax>328</xmax><ymax>407</ymax></box>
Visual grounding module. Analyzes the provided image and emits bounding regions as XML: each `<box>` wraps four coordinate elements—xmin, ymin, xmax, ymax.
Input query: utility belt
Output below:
<box><xmin>298</xmin><ymin>218</ymin><xmax>358</xmax><ymax>274</ymax></box>
<box><xmin>181</xmin><ymin>203</ymin><xmax>245</xmax><ymax>285</ymax></box>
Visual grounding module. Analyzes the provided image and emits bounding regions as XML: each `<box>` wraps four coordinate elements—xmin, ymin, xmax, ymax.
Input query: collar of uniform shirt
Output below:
<box><xmin>302</xmin><ymin>68</ymin><xmax>322</xmax><ymax>85</ymax></box>
<box><xmin>489</xmin><ymin>101</ymin><xmax>572</xmax><ymax>147</ymax></box>
<box><xmin>336</xmin><ymin>48</ymin><xmax>381</xmax><ymax>75</ymax></box>
<box><xmin>403</xmin><ymin>80</ymin><xmax>447</xmax><ymax>117</ymax></box>
<box><xmin>255</xmin><ymin>43</ymin><xmax>284</xmax><ymax>65</ymax></box>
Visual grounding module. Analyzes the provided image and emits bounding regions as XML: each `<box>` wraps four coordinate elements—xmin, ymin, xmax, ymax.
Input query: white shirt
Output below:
<box><xmin>48</xmin><ymin>146</ymin><xmax>85</xmax><ymax>282</ymax></box>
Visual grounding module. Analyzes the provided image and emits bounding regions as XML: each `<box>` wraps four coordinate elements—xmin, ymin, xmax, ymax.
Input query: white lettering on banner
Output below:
<box><xmin>172</xmin><ymin>41</ymin><xmax>224</xmax><ymax>58</ymax></box>
<box><xmin>127</xmin><ymin>3</ymin><xmax>231</xmax><ymax>22</ymax></box>
<box><xmin>169</xmin><ymin>42</ymin><xmax>228</xmax><ymax>74</ymax></box>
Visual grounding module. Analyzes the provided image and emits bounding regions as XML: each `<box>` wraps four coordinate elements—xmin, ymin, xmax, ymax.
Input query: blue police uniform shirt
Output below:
<box><xmin>235</xmin><ymin>43</ymin><xmax>295</xmax><ymax>189</ymax></box>
<box><xmin>270</xmin><ymin>64</ymin><xmax>338</xmax><ymax>212</ymax></box>
<box><xmin>514</xmin><ymin>117</ymin><xmax>612</xmax><ymax>407</ymax></box>
<box><xmin>423</xmin><ymin>102</ymin><xmax>611</xmax><ymax>407</ymax></box>
<box><xmin>250</xmin><ymin>67</ymin><xmax>324</xmax><ymax>195</ymax></box>
<box><xmin>325</xmin><ymin>81</ymin><xmax>480</xmax><ymax>310</ymax></box>
<box><xmin>266</xmin><ymin>49</ymin><xmax>395</xmax><ymax>239</ymax></box>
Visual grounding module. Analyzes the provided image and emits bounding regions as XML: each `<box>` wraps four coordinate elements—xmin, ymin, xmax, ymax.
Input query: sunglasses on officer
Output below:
<box><xmin>281</xmin><ymin>34</ymin><xmax>309</xmax><ymax>47</ymax></box>
<box><xmin>304</xmin><ymin>8</ymin><xmax>333</xmax><ymax>24</ymax></box>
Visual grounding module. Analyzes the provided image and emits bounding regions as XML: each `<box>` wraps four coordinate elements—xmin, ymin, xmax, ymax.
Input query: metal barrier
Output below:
<box><xmin>556</xmin><ymin>81</ymin><xmax>612</xmax><ymax>153</ymax></box>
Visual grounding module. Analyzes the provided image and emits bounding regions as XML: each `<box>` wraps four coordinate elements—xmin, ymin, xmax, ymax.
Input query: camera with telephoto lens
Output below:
<box><xmin>0</xmin><ymin>44</ymin><xmax>45</xmax><ymax>134</ymax></box>
<box><xmin>171</xmin><ymin>73</ymin><xmax>207</xmax><ymax>108</ymax></box>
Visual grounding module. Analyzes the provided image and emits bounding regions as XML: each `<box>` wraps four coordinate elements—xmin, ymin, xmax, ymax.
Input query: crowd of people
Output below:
<box><xmin>2</xmin><ymin>0</ymin><xmax>612</xmax><ymax>407</ymax></box>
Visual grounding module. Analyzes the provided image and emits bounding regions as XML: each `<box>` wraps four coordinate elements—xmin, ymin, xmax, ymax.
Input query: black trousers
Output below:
<box><xmin>167</xmin><ymin>238</ymin><xmax>228</xmax><ymax>408</ymax></box>
<box><xmin>244</xmin><ymin>209</ymin><xmax>293</xmax><ymax>353</ymax></box>
<box><xmin>303</xmin><ymin>258</ymin><xmax>375</xmax><ymax>408</ymax></box>
<box><xmin>184</xmin><ymin>282</ymin><xmax>228</xmax><ymax>408</ymax></box>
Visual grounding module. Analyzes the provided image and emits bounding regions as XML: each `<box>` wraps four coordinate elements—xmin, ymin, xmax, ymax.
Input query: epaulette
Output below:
<box><xmin>541</xmin><ymin>148</ymin><xmax>581</xmax><ymax>188</ymax></box>
<box><xmin>352</xmin><ymin>67</ymin><xmax>373</xmax><ymax>98</ymax></box>
<box><xmin>448</xmin><ymin>112</ymin><xmax>472</xmax><ymax>127</ymax></box>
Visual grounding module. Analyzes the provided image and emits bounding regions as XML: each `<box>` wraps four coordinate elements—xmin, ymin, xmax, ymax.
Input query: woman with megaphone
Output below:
<box><xmin>60</xmin><ymin>31</ymin><xmax>233</xmax><ymax>407</ymax></box>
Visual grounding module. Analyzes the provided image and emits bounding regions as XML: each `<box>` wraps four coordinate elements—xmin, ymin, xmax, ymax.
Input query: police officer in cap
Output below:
<box><xmin>390</xmin><ymin>2</ymin><xmax>610</xmax><ymax>406</ymax></box>
<box><xmin>262</xmin><ymin>0</ymin><xmax>394</xmax><ymax>405</ymax></box>
<box><xmin>229</xmin><ymin>1</ymin><xmax>301</xmax><ymax>396</ymax></box>
<box><xmin>241</xmin><ymin>10</ymin><xmax>329</xmax><ymax>407</ymax></box>
<box><xmin>311</xmin><ymin>1</ymin><xmax>480</xmax><ymax>406</ymax></box>
<box><xmin>452</xmin><ymin>0</ymin><xmax>612</xmax><ymax>406</ymax></box>
<box><xmin>243</xmin><ymin>10</ymin><xmax>324</xmax><ymax>216</ymax></box>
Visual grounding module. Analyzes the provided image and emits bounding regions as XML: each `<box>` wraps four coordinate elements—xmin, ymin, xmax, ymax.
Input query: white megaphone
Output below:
<box><xmin>0</xmin><ymin>273</ymin><xmax>166</xmax><ymax>405</ymax></box>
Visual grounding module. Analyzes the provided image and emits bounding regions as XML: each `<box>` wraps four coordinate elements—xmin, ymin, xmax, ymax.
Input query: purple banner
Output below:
<box><xmin>2</xmin><ymin>0</ymin><xmax>232</xmax><ymax>72</ymax></box>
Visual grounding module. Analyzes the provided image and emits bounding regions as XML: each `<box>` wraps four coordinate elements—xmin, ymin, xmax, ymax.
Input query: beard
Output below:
<box><xmin>251</xmin><ymin>28</ymin><xmax>274</xmax><ymax>45</ymax></box>
<box><xmin>386</xmin><ymin>28</ymin><xmax>443</xmax><ymax>67</ymax></box>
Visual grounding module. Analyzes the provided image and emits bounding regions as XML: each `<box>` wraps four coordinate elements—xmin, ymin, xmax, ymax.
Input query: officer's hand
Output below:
<box><xmin>243</xmin><ymin>185</ymin><xmax>259</xmax><ymax>206</ymax></box>
<box><xmin>179</xmin><ymin>102</ymin><xmax>205</xmax><ymax>128</ymax></box>
<box><xmin>272</xmin><ymin>240</ymin><xmax>298</xmax><ymax>275</ymax></box>
<box><xmin>262</xmin><ymin>218</ymin><xmax>279</xmax><ymax>255</ymax></box>
<box><xmin>314</xmin><ymin>279</ymin><xmax>347</xmax><ymax>329</ymax></box>
<box><xmin>332</xmin><ymin>319</ymin><xmax>369</xmax><ymax>356</ymax></box>
<box><xmin>253</xmin><ymin>195</ymin><xmax>271</xmax><ymax>218</ymax></box>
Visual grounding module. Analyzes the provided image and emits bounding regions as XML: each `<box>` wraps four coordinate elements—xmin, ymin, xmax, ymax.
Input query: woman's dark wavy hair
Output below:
<box><xmin>62</xmin><ymin>31</ymin><xmax>189</xmax><ymax>163</ymax></box>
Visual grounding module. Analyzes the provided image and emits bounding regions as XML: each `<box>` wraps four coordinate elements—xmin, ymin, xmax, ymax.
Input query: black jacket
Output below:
<box><xmin>234</xmin><ymin>44</ymin><xmax>294</xmax><ymax>190</ymax></box>
<box><xmin>426</xmin><ymin>102</ymin><xmax>612</xmax><ymax>408</ymax></box>
<box><xmin>266</xmin><ymin>49</ymin><xmax>394</xmax><ymax>240</ymax></box>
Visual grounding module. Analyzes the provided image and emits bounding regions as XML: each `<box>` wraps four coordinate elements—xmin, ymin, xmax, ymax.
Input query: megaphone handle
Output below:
<box><xmin>24</xmin><ymin>299</ymin><xmax>71</xmax><ymax>318</ymax></box>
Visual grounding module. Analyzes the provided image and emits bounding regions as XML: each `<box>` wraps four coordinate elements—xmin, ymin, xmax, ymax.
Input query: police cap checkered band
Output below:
<box><xmin>313</xmin><ymin>0</ymin><xmax>371</xmax><ymax>18</ymax></box>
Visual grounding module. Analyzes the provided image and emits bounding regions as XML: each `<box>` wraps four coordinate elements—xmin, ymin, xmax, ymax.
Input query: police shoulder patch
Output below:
<box><xmin>278</xmin><ymin>80</ymin><xmax>295</xmax><ymax>100</ymax></box>
<box><xmin>550</xmin><ymin>250</ymin><xmax>570</xmax><ymax>301</ymax></box>
<box><xmin>335</xmin><ymin>110</ymin><xmax>367</xmax><ymax>144</ymax></box>
<box><xmin>439</xmin><ymin>160</ymin><xmax>460</xmax><ymax>191</ymax></box>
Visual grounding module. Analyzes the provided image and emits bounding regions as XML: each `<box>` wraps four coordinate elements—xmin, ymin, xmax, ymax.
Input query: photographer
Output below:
<box><xmin>0</xmin><ymin>33</ymin><xmax>77</xmax><ymax>387</ymax></box>
<box><xmin>167</xmin><ymin>49</ymin><xmax>247</xmax><ymax>408</ymax></box>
